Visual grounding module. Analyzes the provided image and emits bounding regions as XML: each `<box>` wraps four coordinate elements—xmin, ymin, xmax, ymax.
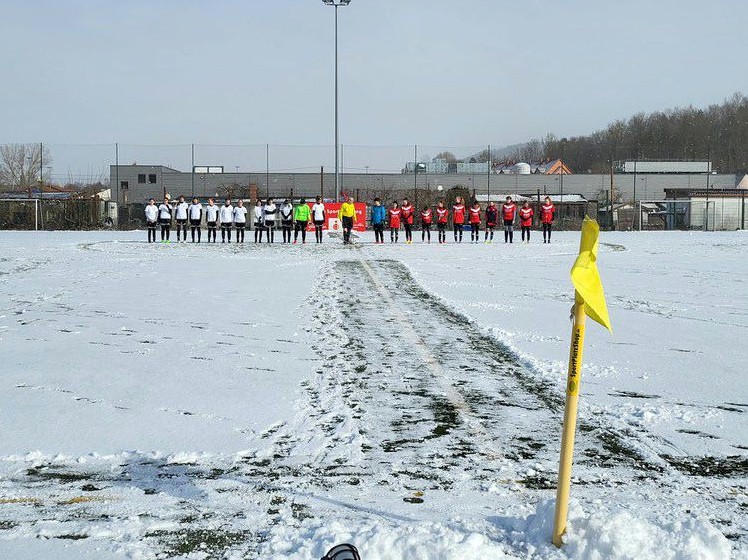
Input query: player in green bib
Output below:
<box><xmin>293</xmin><ymin>199</ymin><xmax>311</xmax><ymax>244</ymax></box>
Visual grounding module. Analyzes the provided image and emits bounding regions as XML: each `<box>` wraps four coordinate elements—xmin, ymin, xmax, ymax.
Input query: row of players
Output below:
<box><xmin>144</xmin><ymin>195</ymin><xmax>327</xmax><ymax>244</ymax></box>
<box><xmin>144</xmin><ymin>194</ymin><xmax>556</xmax><ymax>245</ymax></box>
<box><xmin>371</xmin><ymin>196</ymin><xmax>555</xmax><ymax>244</ymax></box>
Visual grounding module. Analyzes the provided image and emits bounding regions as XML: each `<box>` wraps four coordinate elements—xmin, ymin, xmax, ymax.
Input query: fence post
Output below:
<box><xmin>34</xmin><ymin>199</ymin><xmax>38</xmax><ymax>231</ymax></box>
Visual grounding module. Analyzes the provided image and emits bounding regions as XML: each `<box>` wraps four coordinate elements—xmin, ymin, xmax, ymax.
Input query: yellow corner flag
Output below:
<box><xmin>552</xmin><ymin>216</ymin><xmax>612</xmax><ymax>548</ymax></box>
<box><xmin>570</xmin><ymin>217</ymin><xmax>612</xmax><ymax>332</ymax></box>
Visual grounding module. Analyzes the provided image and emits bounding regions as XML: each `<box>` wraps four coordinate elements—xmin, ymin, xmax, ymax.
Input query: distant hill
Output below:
<box><xmin>540</xmin><ymin>93</ymin><xmax>748</xmax><ymax>174</ymax></box>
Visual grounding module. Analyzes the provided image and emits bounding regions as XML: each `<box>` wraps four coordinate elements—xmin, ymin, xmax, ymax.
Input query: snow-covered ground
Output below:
<box><xmin>0</xmin><ymin>230</ymin><xmax>744</xmax><ymax>559</ymax></box>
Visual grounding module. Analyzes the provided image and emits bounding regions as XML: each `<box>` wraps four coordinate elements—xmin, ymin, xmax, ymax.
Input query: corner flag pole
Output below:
<box><xmin>552</xmin><ymin>216</ymin><xmax>611</xmax><ymax>548</ymax></box>
<box><xmin>552</xmin><ymin>292</ymin><xmax>587</xmax><ymax>547</ymax></box>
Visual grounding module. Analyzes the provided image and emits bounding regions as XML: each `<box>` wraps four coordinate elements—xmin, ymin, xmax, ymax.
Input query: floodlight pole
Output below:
<box><xmin>323</xmin><ymin>0</ymin><xmax>351</xmax><ymax>202</ymax></box>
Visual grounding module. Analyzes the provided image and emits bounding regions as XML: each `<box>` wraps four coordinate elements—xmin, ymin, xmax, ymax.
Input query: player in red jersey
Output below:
<box><xmin>484</xmin><ymin>201</ymin><xmax>498</xmax><ymax>243</ymax></box>
<box><xmin>519</xmin><ymin>201</ymin><xmax>534</xmax><ymax>243</ymax></box>
<box><xmin>389</xmin><ymin>201</ymin><xmax>402</xmax><ymax>243</ymax></box>
<box><xmin>401</xmin><ymin>198</ymin><xmax>415</xmax><ymax>244</ymax></box>
<box><xmin>435</xmin><ymin>201</ymin><xmax>449</xmax><ymax>244</ymax></box>
<box><xmin>502</xmin><ymin>196</ymin><xmax>517</xmax><ymax>243</ymax></box>
<box><xmin>452</xmin><ymin>196</ymin><xmax>466</xmax><ymax>243</ymax></box>
<box><xmin>540</xmin><ymin>196</ymin><xmax>555</xmax><ymax>243</ymax></box>
<box><xmin>468</xmin><ymin>201</ymin><xmax>481</xmax><ymax>243</ymax></box>
<box><xmin>420</xmin><ymin>205</ymin><xmax>433</xmax><ymax>243</ymax></box>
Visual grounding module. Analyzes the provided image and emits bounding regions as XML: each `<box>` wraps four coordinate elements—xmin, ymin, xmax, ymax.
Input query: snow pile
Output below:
<box><xmin>265</xmin><ymin>520</ymin><xmax>513</xmax><ymax>560</ymax></box>
<box><xmin>516</xmin><ymin>500</ymin><xmax>733</xmax><ymax>560</ymax></box>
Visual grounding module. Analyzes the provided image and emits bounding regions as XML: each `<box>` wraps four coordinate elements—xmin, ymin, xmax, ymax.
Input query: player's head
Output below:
<box><xmin>192</xmin><ymin>197</ymin><xmax>198</xmax><ymax>204</ymax></box>
<box><xmin>473</xmin><ymin>200</ymin><xmax>479</xmax><ymax>207</ymax></box>
<box><xmin>300</xmin><ymin>198</ymin><xmax>305</xmax><ymax>205</ymax></box>
<box><xmin>148</xmin><ymin>198</ymin><xmax>155</xmax><ymax>204</ymax></box>
<box><xmin>179</xmin><ymin>195</ymin><xmax>185</xmax><ymax>202</ymax></box>
<box><xmin>423</xmin><ymin>205</ymin><xmax>429</xmax><ymax>211</ymax></box>
<box><xmin>267</xmin><ymin>198</ymin><xmax>274</xmax><ymax>204</ymax></box>
<box><xmin>455</xmin><ymin>196</ymin><xmax>462</xmax><ymax>204</ymax></box>
<box><xmin>208</xmin><ymin>198</ymin><xmax>214</xmax><ymax>205</ymax></box>
<box><xmin>403</xmin><ymin>198</ymin><xmax>409</xmax><ymax>204</ymax></box>
<box><xmin>237</xmin><ymin>199</ymin><xmax>244</xmax><ymax>206</ymax></box>
<box><xmin>545</xmin><ymin>196</ymin><xmax>551</xmax><ymax>203</ymax></box>
<box><xmin>438</xmin><ymin>200</ymin><xmax>444</xmax><ymax>207</ymax></box>
<box><xmin>374</xmin><ymin>197</ymin><xmax>380</xmax><ymax>205</ymax></box>
<box><xmin>316</xmin><ymin>196</ymin><xmax>321</xmax><ymax>203</ymax></box>
<box><xmin>284</xmin><ymin>199</ymin><xmax>290</xmax><ymax>205</ymax></box>
<box><xmin>523</xmin><ymin>201</ymin><xmax>530</xmax><ymax>207</ymax></box>
<box><xmin>488</xmin><ymin>200</ymin><xmax>495</xmax><ymax>206</ymax></box>
<box><xmin>225</xmin><ymin>198</ymin><xmax>231</xmax><ymax>205</ymax></box>
<box><xmin>392</xmin><ymin>200</ymin><xmax>399</xmax><ymax>207</ymax></box>
<box><xmin>506</xmin><ymin>196</ymin><xmax>512</xmax><ymax>203</ymax></box>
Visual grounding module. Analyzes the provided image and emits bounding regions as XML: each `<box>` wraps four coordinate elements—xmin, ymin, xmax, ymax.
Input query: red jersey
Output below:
<box><xmin>401</xmin><ymin>204</ymin><xmax>414</xmax><ymax>225</ymax></box>
<box><xmin>519</xmin><ymin>207</ymin><xmax>534</xmax><ymax>227</ymax></box>
<box><xmin>540</xmin><ymin>203</ymin><xmax>555</xmax><ymax>224</ymax></box>
<box><xmin>389</xmin><ymin>208</ymin><xmax>402</xmax><ymax>228</ymax></box>
<box><xmin>502</xmin><ymin>203</ymin><xmax>516</xmax><ymax>222</ymax></box>
<box><xmin>452</xmin><ymin>204</ymin><xmax>466</xmax><ymax>225</ymax></box>
<box><xmin>420</xmin><ymin>209</ymin><xmax>432</xmax><ymax>224</ymax></box>
<box><xmin>469</xmin><ymin>207</ymin><xmax>481</xmax><ymax>224</ymax></box>
<box><xmin>436</xmin><ymin>207</ymin><xmax>449</xmax><ymax>223</ymax></box>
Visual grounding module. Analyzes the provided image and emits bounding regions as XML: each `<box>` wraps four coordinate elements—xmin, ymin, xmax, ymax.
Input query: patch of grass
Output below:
<box><xmin>145</xmin><ymin>528</ymin><xmax>251</xmax><ymax>558</ymax></box>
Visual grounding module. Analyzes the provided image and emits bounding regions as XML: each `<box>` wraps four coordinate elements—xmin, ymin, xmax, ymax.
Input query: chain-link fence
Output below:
<box><xmin>1</xmin><ymin>142</ymin><xmax>744</xmax><ymax>230</ymax></box>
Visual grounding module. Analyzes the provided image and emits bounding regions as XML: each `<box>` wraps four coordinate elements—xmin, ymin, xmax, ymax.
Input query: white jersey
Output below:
<box><xmin>205</xmin><ymin>204</ymin><xmax>219</xmax><ymax>222</ymax></box>
<box><xmin>263</xmin><ymin>203</ymin><xmax>277</xmax><ymax>224</ymax></box>
<box><xmin>144</xmin><ymin>205</ymin><xmax>158</xmax><ymax>222</ymax></box>
<box><xmin>175</xmin><ymin>202</ymin><xmax>189</xmax><ymax>220</ymax></box>
<box><xmin>234</xmin><ymin>206</ymin><xmax>248</xmax><ymax>223</ymax></box>
<box><xmin>254</xmin><ymin>206</ymin><xmax>264</xmax><ymax>223</ymax></box>
<box><xmin>158</xmin><ymin>203</ymin><xmax>172</xmax><ymax>220</ymax></box>
<box><xmin>280</xmin><ymin>203</ymin><xmax>293</xmax><ymax>221</ymax></box>
<box><xmin>188</xmin><ymin>203</ymin><xmax>202</xmax><ymax>220</ymax></box>
<box><xmin>219</xmin><ymin>205</ymin><xmax>234</xmax><ymax>223</ymax></box>
<box><xmin>312</xmin><ymin>203</ymin><xmax>325</xmax><ymax>221</ymax></box>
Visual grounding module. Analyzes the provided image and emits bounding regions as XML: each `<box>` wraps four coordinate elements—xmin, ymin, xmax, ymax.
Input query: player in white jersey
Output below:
<box><xmin>263</xmin><ymin>198</ymin><xmax>277</xmax><ymax>243</ymax></box>
<box><xmin>219</xmin><ymin>199</ymin><xmax>234</xmax><ymax>243</ymax></box>
<box><xmin>188</xmin><ymin>198</ymin><xmax>203</xmax><ymax>243</ymax></box>
<box><xmin>174</xmin><ymin>195</ymin><xmax>189</xmax><ymax>242</ymax></box>
<box><xmin>234</xmin><ymin>199</ymin><xmax>248</xmax><ymax>243</ymax></box>
<box><xmin>312</xmin><ymin>196</ymin><xmax>325</xmax><ymax>243</ymax></box>
<box><xmin>144</xmin><ymin>198</ymin><xmax>158</xmax><ymax>243</ymax></box>
<box><xmin>253</xmin><ymin>199</ymin><xmax>265</xmax><ymax>243</ymax></box>
<box><xmin>204</xmin><ymin>198</ymin><xmax>219</xmax><ymax>243</ymax></box>
<box><xmin>157</xmin><ymin>197</ymin><xmax>172</xmax><ymax>242</ymax></box>
<box><xmin>279</xmin><ymin>199</ymin><xmax>294</xmax><ymax>243</ymax></box>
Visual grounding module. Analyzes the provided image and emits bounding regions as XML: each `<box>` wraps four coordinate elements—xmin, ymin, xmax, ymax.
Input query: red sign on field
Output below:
<box><xmin>306</xmin><ymin>202</ymin><xmax>367</xmax><ymax>232</ymax></box>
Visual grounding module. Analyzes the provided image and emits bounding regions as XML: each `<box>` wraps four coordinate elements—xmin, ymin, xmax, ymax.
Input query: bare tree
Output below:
<box><xmin>0</xmin><ymin>143</ymin><xmax>53</xmax><ymax>194</ymax></box>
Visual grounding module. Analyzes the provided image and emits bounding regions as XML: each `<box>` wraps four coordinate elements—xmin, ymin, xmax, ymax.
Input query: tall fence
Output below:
<box><xmin>1</xmin><ymin>142</ymin><xmax>745</xmax><ymax>230</ymax></box>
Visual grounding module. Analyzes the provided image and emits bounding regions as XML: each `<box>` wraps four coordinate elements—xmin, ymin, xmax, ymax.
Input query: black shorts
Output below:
<box><xmin>422</xmin><ymin>222</ymin><xmax>431</xmax><ymax>228</ymax></box>
<box><xmin>176</xmin><ymin>218</ymin><xmax>187</xmax><ymax>225</ymax></box>
<box><xmin>437</xmin><ymin>222</ymin><xmax>447</xmax><ymax>230</ymax></box>
<box><xmin>207</xmin><ymin>221</ymin><xmax>217</xmax><ymax>228</ymax></box>
<box><xmin>282</xmin><ymin>220</ymin><xmax>293</xmax><ymax>228</ymax></box>
<box><xmin>221</xmin><ymin>223</ymin><xmax>232</xmax><ymax>229</ymax></box>
<box><xmin>147</xmin><ymin>220</ymin><xmax>157</xmax><ymax>229</ymax></box>
<box><xmin>295</xmin><ymin>220</ymin><xmax>308</xmax><ymax>229</ymax></box>
<box><xmin>235</xmin><ymin>222</ymin><xmax>246</xmax><ymax>229</ymax></box>
<box><xmin>342</xmin><ymin>216</ymin><xmax>353</xmax><ymax>229</ymax></box>
<box><xmin>314</xmin><ymin>219</ymin><xmax>324</xmax><ymax>227</ymax></box>
<box><xmin>158</xmin><ymin>218</ymin><xmax>171</xmax><ymax>226</ymax></box>
<box><xmin>190</xmin><ymin>219</ymin><xmax>201</xmax><ymax>226</ymax></box>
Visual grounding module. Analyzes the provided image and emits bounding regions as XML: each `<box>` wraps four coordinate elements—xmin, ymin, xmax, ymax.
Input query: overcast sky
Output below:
<box><xmin>2</xmin><ymin>0</ymin><xmax>747</xmax><ymax>174</ymax></box>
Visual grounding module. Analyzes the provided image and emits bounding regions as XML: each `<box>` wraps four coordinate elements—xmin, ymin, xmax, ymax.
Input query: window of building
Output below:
<box><xmin>138</xmin><ymin>174</ymin><xmax>146</xmax><ymax>184</ymax></box>
<box><xmin>120</xmin><ymin>181</ymin><xmax>129</xmax><ymax>189</ymax></box>
<box><xmin>148</xmin><ymin>174</ymin><xmax>157</xmax><ymax>184</ymax></box>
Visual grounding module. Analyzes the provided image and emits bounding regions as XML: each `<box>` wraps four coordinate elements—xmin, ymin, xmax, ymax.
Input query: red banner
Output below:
<box><xmin>306</xmin><ymin>202</ymin><xmax>367</xmax><ymax>232</ymax></box>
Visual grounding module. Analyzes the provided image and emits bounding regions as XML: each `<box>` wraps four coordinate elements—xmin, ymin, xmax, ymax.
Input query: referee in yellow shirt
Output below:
<box><xmin>337</xmin><ymin>196</ymin><xmax>357</xmax><ymax>244</ymax></box>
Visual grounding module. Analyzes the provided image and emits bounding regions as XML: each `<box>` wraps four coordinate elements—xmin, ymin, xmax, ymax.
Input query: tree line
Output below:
<box><xmin>537</xmin><ymin>93</ymin><xmax>748</xmax><ymax>174</ymax></box>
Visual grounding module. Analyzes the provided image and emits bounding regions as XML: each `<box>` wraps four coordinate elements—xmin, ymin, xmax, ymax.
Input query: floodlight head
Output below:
<box><xmin>322</xmin><ymin>0</ymin><xmax>351</xmax><ymax>5</ymax></box>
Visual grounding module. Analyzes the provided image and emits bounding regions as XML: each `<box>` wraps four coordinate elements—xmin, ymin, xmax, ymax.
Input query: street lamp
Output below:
<box><xmin>322</xmin><ymin>0</ymin><xmax>351</xmax><ymax>202</ymax></box>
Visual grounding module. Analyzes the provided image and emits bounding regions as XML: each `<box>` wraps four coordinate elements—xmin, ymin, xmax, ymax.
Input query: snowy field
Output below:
<box><xmin>0</xmin><ymin>229</ymin><xmax>745</xmax><ymax>559</ymax></box>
